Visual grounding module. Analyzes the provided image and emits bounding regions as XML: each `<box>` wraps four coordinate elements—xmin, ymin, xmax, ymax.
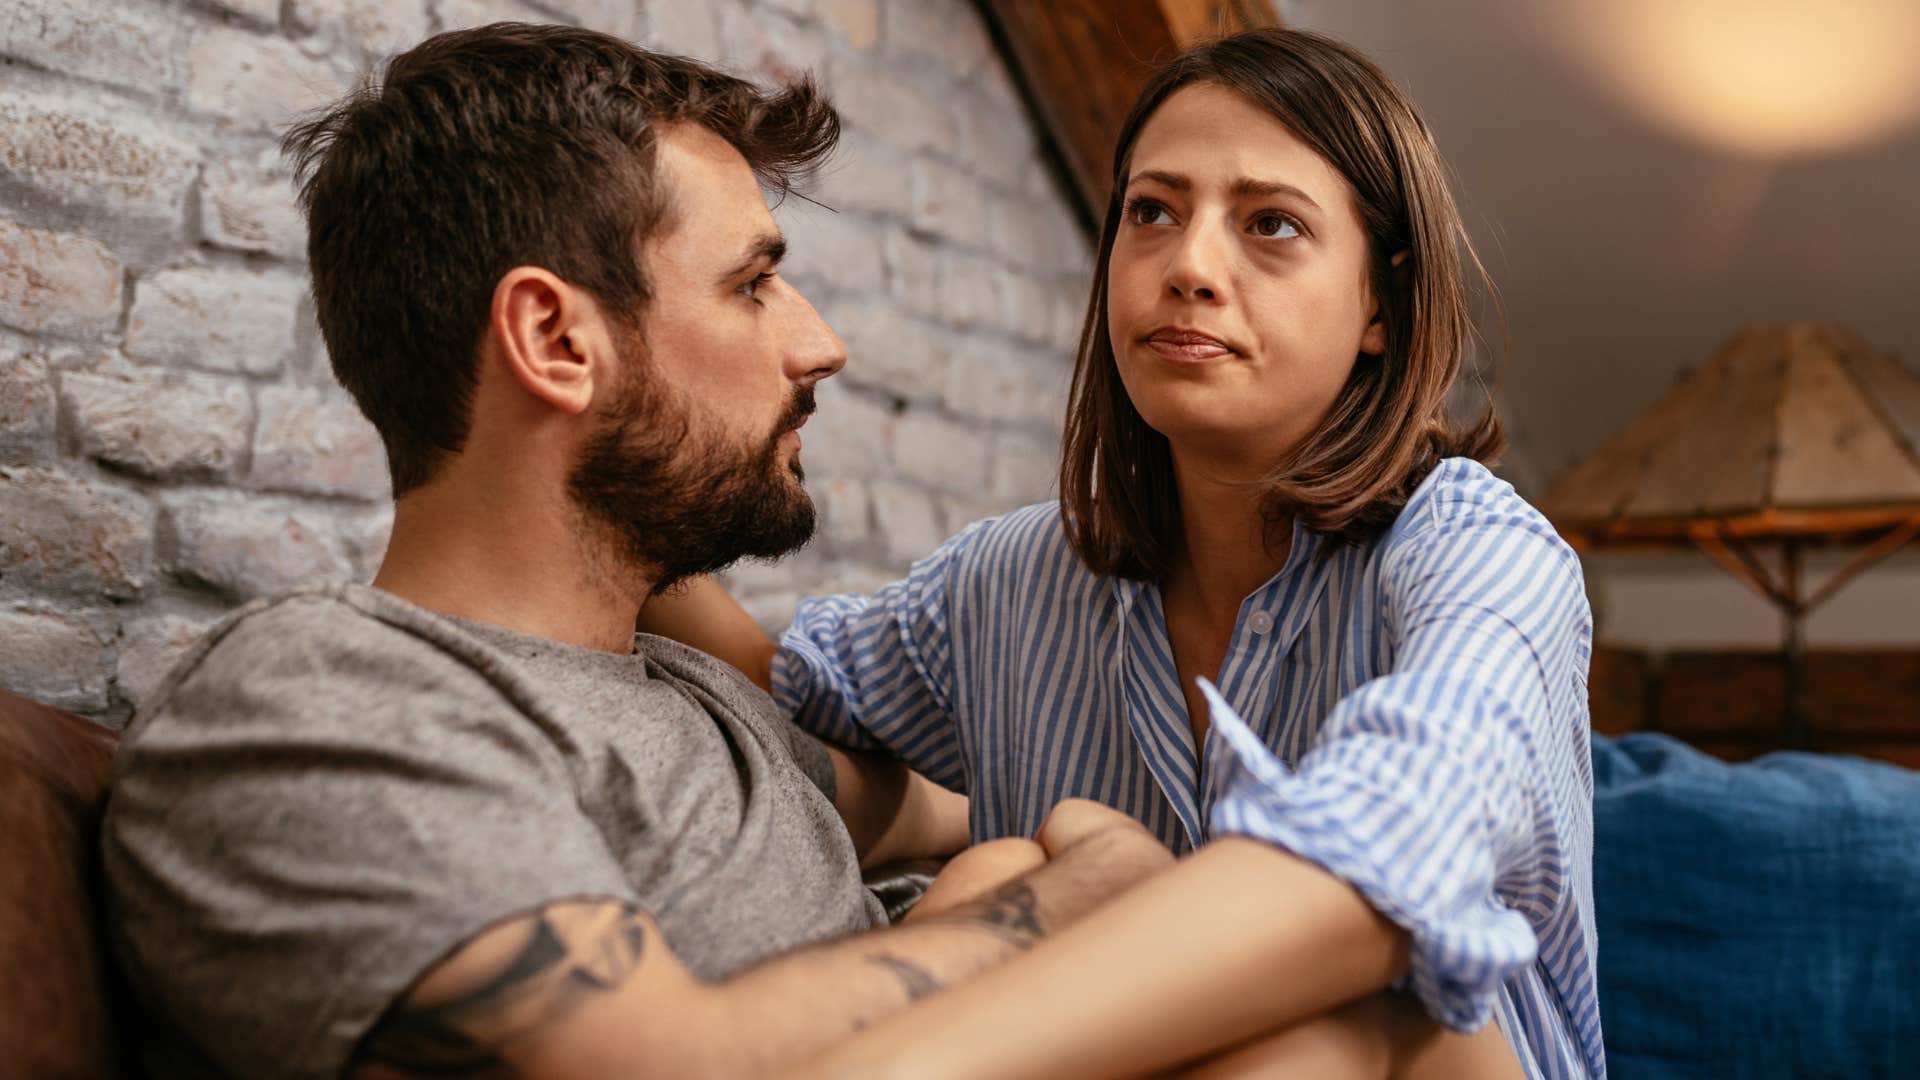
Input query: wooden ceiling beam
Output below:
<box><xmin>975</xmin><ymin>0</ymin><xmax>1280</xmax><ymax>230</ymax></box>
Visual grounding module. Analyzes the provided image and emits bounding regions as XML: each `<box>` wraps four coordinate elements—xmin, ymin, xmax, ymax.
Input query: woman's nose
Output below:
<box><xmin>1164</xmin><ymin>223</ymin><xmax>1226</xmax><ymax>302</ymax></box>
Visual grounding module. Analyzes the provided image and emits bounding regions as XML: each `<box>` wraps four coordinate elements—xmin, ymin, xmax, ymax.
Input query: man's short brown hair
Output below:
<box><xmin>284</xmin><ymin>23</ymin><xmax>839</xmax><ymax>495</ymax></box>
<box><xmin>1059</xmin><ymin>29</ymin><xmax>1503</xmax><ymax>580</ymax></box>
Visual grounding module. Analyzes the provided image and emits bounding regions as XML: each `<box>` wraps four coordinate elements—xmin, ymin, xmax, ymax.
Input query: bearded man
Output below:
<box><xmin>100</xmin><ymin>24</ymin><xmax>1166</xmax><ymax>1080</ymax></box>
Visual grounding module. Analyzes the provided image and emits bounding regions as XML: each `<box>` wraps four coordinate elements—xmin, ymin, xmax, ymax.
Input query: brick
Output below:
<box><xmin>813</xmin><ymin>0</ymin><xmax>879</xmax><ymax>50</ymax></box>
<box><xmin>337</xmin><ymin>504</ymin><xmax>394</xmax><ymax>580</ymax></box>
<box><xmin>1050</xmin><ymin>277</ymin><xmax>1090</xmax><ymax>352</ymax></box>
<box><xmin>0</xmin><ymin>0</ymin><xmax>184</xmax><ymax>97</ymax></box>
<box><xmin>251</xmin><ymin>386</ymin><xmax>390</xmax><ymax>500</ymax></box>
<box><xmin>0</xmin><ymin>353</ymin><xmax>56</xmax><ymax>462</ymax></box>
<box><xmin>893</xmin><ymin>410</ymin><xmax>988</xmax><ymax>492</ymax></box>
<box><xmin>909</xmin><ymin>156</ymin><xmax>984</xmax><ymax>245</ymax></box>
<box><xmin>957</xmin><ymin>96</ymin><xmax>1040</xmax><ymax>192</ymax></box>
<box><xmin>990</xmin><ymin>430</ymin><xmax>1059</xmax><ymax>502</ymax></box>
<box><xmin>943</xmin><ymin>338</ymin><xmax>1070</xmax><ymax>428</ymax></box>
<box><xmin>776</xmin><ymin>201</ymin><xmax>884</xmax><ymax>298</ymax></box>
<box><xmin>869</xmin><ymin>479</ymin><xmax>945</xmax><ymax>566</ymax></box>
<box><xmin>816</xmin><ymin>132</ymin><xmax>913</xmax><ymax>220</ymax></box>
<box><xmin>829</xmin><ymin>62</ymin><xmax>954</xmax><ymax>155</ymax></box>
<box><xmin>431</xmin><ymin>0</ymin><xmax>555</xmax><ymax>33</ymax></box>
<box><xmin>0</xmin><ymin>215</ymin><xmax>124</xmax><ymax>339</ymax></box>
<box><xmin>883</xmin><ymin>0</ymin><xmax>991</xmax><ymax>80</ymax></box>
<box><xmin>642</xmin><ymin>2</ymin><xmax>719</xmax><ymax>59</ymax></box>
<box><xmin>988</xmin><ymin>192</ymin><xmax>1074</xmax><ymax>273</ymax></box>
<box><xmin>64</xmin><ymin>366</ymin><xmax>252</xmax><ymax>479</ymax></box>
<box><xmin>1001</xmin><ymin>270</ymin><xmax>1060</xmax><ymax>345</ymax></box>
<box><xmin>881</xmin><ymin>229</ymin><xmax>939</xmax><ymax>318</ymax></box>
<box><xmin>812</xmin><ymin>474</ymin><xmax>870</xmax><ymax>548</ymax></box>
<box><xmin>165</xmin><ymin>495</ymin><xmax>352</xmax><ymax>600</ymax></box>
<box><xmin>0</xmin><ymin>466</ymin><xmax>153</xmax><ymax>597</ymax></box>
<box><xmin>187</xmin><ymin>26</ymin><xmax>352</xmax><ymax>133</ymax></box>
<box><xmin>0</xmin><ymin>606</ymin><xmax>112</xmax><ymax>713</ymax></box>
<box><xmin>200</xmin><ymin>158</ymin><xmax>306</xmax><ymax>260</ymax></box>
<box><xmin>0</xmin><ymin>92</ymin><xmax>199</xmax><ymax>223</ymax></box>
<box><xmin>803</xmin><ymin>380</ymin><xmax>893</xmax><ymax>478</ymax></box>
<box><xmin>116</xmin><ymin>612</ymin><xmax>215</xmax><ymax>712</ymax></box>
<box><xmin>202</xmin><ymin>0</ymin><xmax>283</xmax><ymax>24</ymax></box>
<box><xmin>292</xmin><ymin>0</ymin><xmax>430</xmax><ymax>56</ymax></box>
<box><xmin>825</xmin><ymin>301</ymin><xmax>949</xmax><ymax>401</ymax></box>
<box><xmin>532</xmin><ymin>0</ymin><xmax>644</xmax><ymax>38</ymax></box>
<box><xmin>125</xmin><ymin>267</ymin><xmax>303</xmax><ymax>376</ymax></box>
<box><xmin>938</xmin><ymin>491</ymin><xmax>1012</xmax><ymax>534</ymax></box>
<box><xmin>940</xmin><ymin>249</ymin><xmax>1004</xmax><ymax>332</ymax></box>
<box><xmin>717</xmin><ymin>3</ymin><xmax>829</xmax><ymax>83</ymax></box>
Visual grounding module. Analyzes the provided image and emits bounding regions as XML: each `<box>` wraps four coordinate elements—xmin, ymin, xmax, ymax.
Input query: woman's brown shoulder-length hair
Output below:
<box><xmin>1058</xmin><ymin>28</ymin><xmax>1504</xmax><ymax>581</ymax></box>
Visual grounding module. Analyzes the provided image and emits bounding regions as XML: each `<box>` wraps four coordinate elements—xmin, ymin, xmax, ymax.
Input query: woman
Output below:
<box><xmin>646</xmin><ymin>28</ymin><xmax>1599</xmax><ymax>1080</ymax></box>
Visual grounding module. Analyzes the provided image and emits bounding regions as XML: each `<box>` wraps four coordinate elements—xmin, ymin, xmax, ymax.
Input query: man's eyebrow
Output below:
<box><xmin>1127</xmin><ymin>170</ymin><xmax>1323</xmax><ymax>213</ymax></box>
<box><xmin>717</xmin><ymin>232</ymin><xmax>786</xmax><ymax>282</ymax></box>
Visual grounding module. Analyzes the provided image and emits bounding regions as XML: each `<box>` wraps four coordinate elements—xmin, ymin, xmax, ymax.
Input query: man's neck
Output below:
<box><xmin>371</xmin><ymin>474</ymin><xmax>653</xmax><ymax>654</ymax></box>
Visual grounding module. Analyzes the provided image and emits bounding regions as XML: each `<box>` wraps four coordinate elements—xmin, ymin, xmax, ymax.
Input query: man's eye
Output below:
<box><xmin>1251</xmin><ymin>213</ymin><xmax>1301</xmax><ymax>239</ymax></box>
<box><xmin>1124</xmin><ymin>197</ymin><xmax>1170</xmax><ymax>226</ymax></box>
<box><xmin>739</xmin><ymin>272</ymin><xmax>774</xmax><ymax>302</ymax></box>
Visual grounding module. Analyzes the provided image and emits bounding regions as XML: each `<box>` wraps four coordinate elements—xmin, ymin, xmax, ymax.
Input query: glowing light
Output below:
<box><xmin>1545</xmin><ymin>0</ymin><xmax>1920</xmax><ymax>156</ymax></box>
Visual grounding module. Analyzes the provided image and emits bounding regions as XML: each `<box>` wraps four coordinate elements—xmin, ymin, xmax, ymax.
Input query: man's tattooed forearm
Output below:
<box><xmin>354</xmin><ymin>904</ymin><xmax>648</xmax><ymax>1076</ymax></box>
<box><xmin>955</xmin><ymin>881</ymin><xmax>1045</xmax><ymax>949</ymax></box>
<box><xmin>866</xmin><ymin>952</ymin><xmax>942</xmax><ymax>1002</ymax></box>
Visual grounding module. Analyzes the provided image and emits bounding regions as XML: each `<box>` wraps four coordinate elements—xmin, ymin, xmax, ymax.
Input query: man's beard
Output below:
<box><xmin>567</xmin><ymin>350</ymin><xmax>817</xmax><ymax>596</ymax></box>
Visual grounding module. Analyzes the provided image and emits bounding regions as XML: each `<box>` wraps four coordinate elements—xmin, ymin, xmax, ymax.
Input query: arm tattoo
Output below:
<box><xmin>953</xmin><ymin>881</ymin><xmax>1045</xmax><ymax>950</ymax></box>
<box><xmin>865</xmin><ymin>952</ymin><xmax>942</xmax><ymax>1002</ymax></box>
<box><xmin>353</xmin><ymin>905</ymin><xmax>648</xmax><ymax>1077</ymax></box>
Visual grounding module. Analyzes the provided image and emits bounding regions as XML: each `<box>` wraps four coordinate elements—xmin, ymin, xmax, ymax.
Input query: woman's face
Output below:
<box><xmin>1107</xmin><ymin>82</ymin><xmax>1386</xmax><ymax>473</ymax></box>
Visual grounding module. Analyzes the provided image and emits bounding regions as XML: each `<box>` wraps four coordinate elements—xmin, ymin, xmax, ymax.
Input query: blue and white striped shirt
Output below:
<box><xmin>775</xmin><ymin>458</ymin><xmax>1603</xmax><ymax>1080</ymax></box>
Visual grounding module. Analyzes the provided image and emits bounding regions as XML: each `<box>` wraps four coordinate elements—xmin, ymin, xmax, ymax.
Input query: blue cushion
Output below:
<box><xmin>1592</xmin><ymin>733</ymin><xmax>1920</xmax><ymax>1079</ymax></box>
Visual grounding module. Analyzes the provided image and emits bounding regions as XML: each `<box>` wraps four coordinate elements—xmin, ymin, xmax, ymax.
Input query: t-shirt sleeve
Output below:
<box><xmin>102</xmin><ymin>599</ymin><xmax>641</xmax><ymax>1080</ymax></box>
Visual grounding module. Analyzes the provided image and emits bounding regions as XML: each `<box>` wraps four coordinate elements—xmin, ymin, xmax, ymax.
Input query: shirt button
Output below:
<box><xmin>1247</xmin><ymin>611</ymin><xmax>1274</xmax><ymax>634</ymax></box>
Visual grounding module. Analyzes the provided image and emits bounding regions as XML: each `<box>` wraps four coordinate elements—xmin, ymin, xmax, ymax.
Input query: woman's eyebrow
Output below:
<box><xmin>1229</xmin><ymin>177</ymin><xmax>1322</xmax><ymax>212</ymax></box>
<box><xmin>1128</xmin><ymin>170</ymin><xmax>1323</xmax><ymax>213</ymax></box>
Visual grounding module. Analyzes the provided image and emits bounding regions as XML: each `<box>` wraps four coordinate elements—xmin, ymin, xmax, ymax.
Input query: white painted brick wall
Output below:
<box><xmin>0</xmin><ymin>0</ymin><xmax>1092</xmax><ymax>722</ymax></box>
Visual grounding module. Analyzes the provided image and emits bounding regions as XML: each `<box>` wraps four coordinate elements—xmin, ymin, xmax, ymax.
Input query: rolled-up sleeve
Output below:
<box><xmin>773</xmin><ymin>520</ymin><xmax>992</xmax><ymax>792</ymax></box>
<box><xmin>1204</xmin><ymin>510</ymin><xmax>1591</xmax><ymax>1031</ymax></box>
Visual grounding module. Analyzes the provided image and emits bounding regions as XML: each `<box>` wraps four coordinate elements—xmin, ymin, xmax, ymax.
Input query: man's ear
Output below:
<box><xmin>1360</xmin><ymin>249</ymin><xmax>1411</xmax><ymax>358</ymax></box>
<box><xmin>489</xmin><ymin>267</ymin><xmax>613</xmax><ymax>416</ymax></box>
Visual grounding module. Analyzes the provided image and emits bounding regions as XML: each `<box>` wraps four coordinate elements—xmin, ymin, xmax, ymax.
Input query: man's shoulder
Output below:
<box><xmin>131</xmin><ymin>583</ymin><xmax>510</xmax><ymax>740</ymax></box>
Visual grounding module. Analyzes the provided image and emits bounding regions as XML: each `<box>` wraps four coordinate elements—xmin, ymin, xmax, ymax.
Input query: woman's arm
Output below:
<box><xmin>637</xmin><ymin>575</ymin><xmax>778</xmax><ymax>691</ymax></box>
<box><xmin>789</xmin><ymin>838</ymin><xmax>1409</xmax><ymax>1080</ymax></box>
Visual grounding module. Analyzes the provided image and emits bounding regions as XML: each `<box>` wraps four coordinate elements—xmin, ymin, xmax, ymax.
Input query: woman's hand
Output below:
<box><xmin>1035</xmin><ymin>797</ymin><xmax>1157</xmax><ymax>857</ymax></box>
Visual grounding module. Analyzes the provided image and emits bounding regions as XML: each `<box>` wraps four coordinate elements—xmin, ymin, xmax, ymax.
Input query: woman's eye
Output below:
<box><xmin>1252</xmin><ymin>213</ymin><xmax>1301</xmax><ymax>239</ymax></box>
<box><xmin>1126</xmin><ymin>197</ymin><xmax>1171</xmax><ymax>226</ymax></box>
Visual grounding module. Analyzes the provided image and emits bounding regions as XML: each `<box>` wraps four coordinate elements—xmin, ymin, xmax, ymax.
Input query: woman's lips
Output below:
<box><xmin>1142</xmin><ymin>329</ymin><xmax>1236</xmax><ymax>363</ymax></box>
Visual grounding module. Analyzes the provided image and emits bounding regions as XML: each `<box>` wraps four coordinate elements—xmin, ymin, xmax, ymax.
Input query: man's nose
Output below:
<box><xmin>784</xmin><ymin>286</ymin><xmax>846</xmax><ymax>385</ymax></box>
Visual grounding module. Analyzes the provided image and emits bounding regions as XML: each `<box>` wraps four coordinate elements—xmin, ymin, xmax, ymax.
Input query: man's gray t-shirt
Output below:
<box><xmin>101</xmin><ymin>583</ymin><xmax>886</xmax><ymax>1080</ymax></box>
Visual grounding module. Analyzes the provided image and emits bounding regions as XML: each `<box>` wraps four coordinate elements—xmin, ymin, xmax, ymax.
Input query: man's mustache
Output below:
<box><xmin>775</xmin><ymin>386</ymin><xmax>816</xmax><ymax>438</ymax></box>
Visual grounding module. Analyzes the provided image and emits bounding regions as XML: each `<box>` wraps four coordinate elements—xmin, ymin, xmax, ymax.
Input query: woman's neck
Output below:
<box><xmin>1164</xmin><ymin>449</ymin><xmax>1292</xmax><ymax>628</ymax></box>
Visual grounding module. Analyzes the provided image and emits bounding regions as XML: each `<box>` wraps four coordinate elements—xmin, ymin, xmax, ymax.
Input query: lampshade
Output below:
<box><xmin>1545</xmin><ymin>324</ymin><xmax>1920</xmax><ymax>546</ymax></box>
